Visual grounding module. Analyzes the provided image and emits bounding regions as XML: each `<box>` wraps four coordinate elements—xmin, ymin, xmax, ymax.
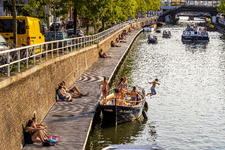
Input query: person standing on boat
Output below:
<box><xmin>115</xmin><ymin>78</ymin><xmax>124</xmax><ymax>104</ymax></box>
<box><xmin>99</xmin><ymin>77</ymin><xmax>109</xmax><ymax>103</ymax></box>
<box><xmin>130</xmin><ymin>86</ymin><xmax>142</xmax><ymax>106</ymax></box>
<box><xmin>146</xmin><ymin>79</ymin><xmax>160</xmax><ymax>97</ymax></box>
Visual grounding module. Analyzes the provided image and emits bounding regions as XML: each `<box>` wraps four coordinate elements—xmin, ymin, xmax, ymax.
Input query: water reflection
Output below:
<box><xmin>86</xmin><ymin>17</ymin><xmax>225</xmax><ymax>150</ymax></box>
<box><xmin>86</xmin><ymin>118</ymin><xmax>153</xmax><ymax>150</ymax></box>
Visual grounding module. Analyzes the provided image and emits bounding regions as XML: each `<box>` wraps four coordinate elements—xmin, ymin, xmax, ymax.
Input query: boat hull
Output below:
<box><xmin>163</xmin><ymin>34</ymin><xmax>171</xmax><ymax>38</ymax></box>
<box><xmin>143</xmin><ymin>24</ymin><xmax>157</xmax><ymax>32</ymax></box>
<box><xmin>147</xmin><ymin>39</ymin><xmax>158</xmax><ymax>44</ymax></box>
<box><xmin>101</xmin><ymin>101</ymin><xmax>145</xmax><ymax>124</ymax></box>
<box><xmin>181</xmin><ymin>35</ymin><xmax>209</xmax><ymax>43</ymax></box>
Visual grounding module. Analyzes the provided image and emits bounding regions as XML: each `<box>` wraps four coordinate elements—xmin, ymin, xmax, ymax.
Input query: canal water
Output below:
<box><xmin>86</xmin><ymin>17</ymin><xmax>225</xmax><ymax>150</ymax></box>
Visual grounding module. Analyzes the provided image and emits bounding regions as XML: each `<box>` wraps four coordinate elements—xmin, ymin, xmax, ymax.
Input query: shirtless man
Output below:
<box><xmin>146</xmin><ymin>79</ymin><xmax>160</xmax><ymax>97</ymax></box>
<box><xmin>99</xmin><ymin>77</ymin><xmax>109</xmax><ymax>101</ymax></box>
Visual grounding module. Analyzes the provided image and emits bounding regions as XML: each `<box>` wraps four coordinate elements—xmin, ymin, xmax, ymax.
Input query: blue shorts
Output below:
<box><xmin>59</xmin><ymin>95</ymin><xmax>66</xmax><ymax>100</ymax></box>
<box><xmin>151</xmin><ymin>87</ymin><xmax>156</xmax><ymax>94</ymax></box>
<box><xmin>69</xmin><ymin>90</ymin><xmax>74</xmax><ymax>94</ymax></box>
<box><xmin>131</xmin><ymin>97</ymin><xmax>136</xmax><ymax>101</ymax></box>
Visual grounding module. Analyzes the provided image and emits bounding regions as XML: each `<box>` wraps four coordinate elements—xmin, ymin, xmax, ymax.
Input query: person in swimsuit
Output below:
<box><xmin>99</xmin><ymin>49</ymin><xmax>110</xmax><ymax>58</ymax></box>
<box><xmin>146</xmin><ymin>79</ymin><xmax>160</xmax><ymax>97</ymax></box>
<box><xmin>130</xmin><ymin>86</ymin><xmax>142</xmax><ymax>106</ymax></box>
<box><xmin>57</xmin><ymin>85</ymin><xmax>72</xmax><ymax>101</ymax></box>
<box><xmin>69</xmin><ymin>86</ymin><xmax>89</xmax><ymax>98</ymax></box>
<box><xmin>24</xmin><ymin>119</ymin><xmax>49</xmax><ymax>145</ymax></box>
<box><xmin>115</xmin><ymin>78</ymin><xmax>124</xmax><ymax>105</ymax></box>
<box><xmin>32</xmin><ymin>117</ymin><xmax>49</xmax><ymax>140</ymax></box>
<box><xmin>61</xmin><ymin>81</ymin><xmax>88</xmax><ymax>98</ymax></box>
<box><xmin>99</xmin><ymin>77</ymin><xmax>109</xmax><ymax>103</ymax></box>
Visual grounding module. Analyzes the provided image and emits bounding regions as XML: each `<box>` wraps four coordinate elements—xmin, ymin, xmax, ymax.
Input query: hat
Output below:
<box><xmin>63</xmin><ymin>81</ymin><xmax>66</xmax><ymax>83</ymax></box>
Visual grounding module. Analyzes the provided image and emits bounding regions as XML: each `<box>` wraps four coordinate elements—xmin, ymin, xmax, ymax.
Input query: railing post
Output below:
<box><xmin>51</xmin><ymin>43</ymin><xmax>53</xmax><ymax>58</ymax></box>
<box><xmin>33</xmin><ymin>46</ymin><xmax>35</xmax><ymax>65</ymax></box>
<box><xmin>66</xmin><ymin>40</ymin><xmax>68</xmax><ymax>53</ymax></box>
<box><xmin>45</xmin><ymin>44</ymin><xmax>47</xmax><ymax>60</ymax></box>
<box><xmin>7</xmin><ymin>52</ymin><xmax>10</xmax><ymax>77</ymax></box>
<box><xmin>39</xmin><ymin>45</ymin><xmax>42</xmax><ymax>63</ymax></box>
<box><xmin>62</xmin><ymin>41</ymin><xmax>64</xmax><ymax>55</ymax></box>
<box><xmin>84</xmin><ymin>36</ymin><xmax>86</xmax><ymax>48</ymax></box>
<box><xmin>17</xmin><ymin>49</ymin><xmax>20</xmax><ymax>73</ymax></box>
<box><xmin>26</xmin><ymin>48</ymin><xmax>28</xmax><ymax>68</ymax></box>
<box><xmin>57</xmin><ymin>42</ymin><xmax>59</xmax><ymax>56</ymax></box>
<box><xmin>74</xmin><ymin>38</ymin><xmax>76</xmax><ymax>51</ymax></box>
<box><xmin>70</xmin><ymin>40</ymin><xmax>72</xmax><ymax>52</ymax></box>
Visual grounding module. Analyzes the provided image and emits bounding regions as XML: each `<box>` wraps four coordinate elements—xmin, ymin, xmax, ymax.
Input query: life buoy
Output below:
<box><xmin>201</xmin><ymin>32</ymin><xmax>206</xmax><ymax>36</ymax></box>
<box><xmin>187</xmin><ymin>32</ymin><xmax>191</xmax><ymax>36</ymax></box>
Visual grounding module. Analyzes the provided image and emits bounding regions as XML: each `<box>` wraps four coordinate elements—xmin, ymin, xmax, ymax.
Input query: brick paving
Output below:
<box><xmin>23</xmin><ymin>28</ymin><xmax>143</xmax><ymax>150</ymax></box>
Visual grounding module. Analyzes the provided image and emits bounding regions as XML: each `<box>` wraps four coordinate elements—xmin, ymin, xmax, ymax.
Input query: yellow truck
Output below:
<box><xmin>0</xmin><ymin>16</ymin><xmax>45</xmax><ymax>53</ymax></box>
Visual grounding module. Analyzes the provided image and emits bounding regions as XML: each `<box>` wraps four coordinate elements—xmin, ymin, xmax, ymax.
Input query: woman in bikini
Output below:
<box><xmin>99</xmin><ymin>77</ymin><xmax>109</xmax><ymax>103</ymax></box>
<box><xmin>24</xmin><ymin>119</ymin><xmax>51</xmax><ymax>146</ymax></box>
<box><xmin>115</xmin><ymin>77</ymin><xmax>124</xmax><ymax>105</ymax></box>
<box><xmin>130</xmin><ymin>86</ymin><xmax>142</xmax><ymax>106</ymax></box>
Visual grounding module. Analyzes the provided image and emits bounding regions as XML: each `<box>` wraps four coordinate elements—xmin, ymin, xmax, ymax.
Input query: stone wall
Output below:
<box><xmin>0</xmin><ymin>20</ymin><xmax>150</xmax><ymax>150</ymax></box>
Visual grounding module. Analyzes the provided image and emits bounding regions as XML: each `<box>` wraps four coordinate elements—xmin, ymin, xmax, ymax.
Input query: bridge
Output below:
<box><xmin>159</xmin><ymin>5</ymin><xmax>219</xmax><ymax>23</ymax></box>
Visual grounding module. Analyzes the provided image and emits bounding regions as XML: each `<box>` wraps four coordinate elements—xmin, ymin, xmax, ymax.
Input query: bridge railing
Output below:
<box><xmin>0</xmin><ymin>17</ymin><xmax>155</xmax><ymax>77</ymax></box>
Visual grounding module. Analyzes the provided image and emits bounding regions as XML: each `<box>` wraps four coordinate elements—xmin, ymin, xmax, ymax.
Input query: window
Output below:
<box><xmin>0</xmin><ymin>19</ymin><xmax>26</xmax><ymax>34</ymax></box>
<box><xmin>39</xmin><ymin>21</ymin><xmax>43</xmax><ymax>34</ymax></box>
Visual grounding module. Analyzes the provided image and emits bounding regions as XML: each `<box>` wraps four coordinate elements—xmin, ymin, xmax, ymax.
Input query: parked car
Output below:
<box><xmin>66</xmin><ymin>29</ymin><xmax>85</xmax><ymax>37</ymax></box>
<box><xmin>45</xmin><ymin>31</ymin><xmax>71</xmax><ymax>49</ymax></box>
<box><xmin>66</xmin><ymin>21</ymin><xmax>74</xmax><ymax>29</ymax></box>
<box><xmin>50</xmin><ymin>23</ymin><xmax>61</xmax><ymax>31</ymax></box>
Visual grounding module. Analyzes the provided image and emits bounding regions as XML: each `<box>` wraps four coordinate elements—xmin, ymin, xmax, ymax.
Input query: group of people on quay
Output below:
<box><xmin>99</xmin><ymin>76</ymin><xmax>160</xmax><ymax>106</ymax></box>
<box><xmin>23</xmin><ymin>26</ymin><xmax>158</xmax><ymax>147</ymax></box>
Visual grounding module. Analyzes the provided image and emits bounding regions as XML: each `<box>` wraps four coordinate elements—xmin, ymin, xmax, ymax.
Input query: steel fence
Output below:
<box><xmin>0</xmin><ymin>17</ymin><xmax>156</xmax><ymax>77</ymax></box>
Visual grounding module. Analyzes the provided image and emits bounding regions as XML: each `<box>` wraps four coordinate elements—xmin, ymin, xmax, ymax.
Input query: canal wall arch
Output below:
<box><xmin>0</xmin><ymin>20</ymin><xmax>150</xmax><ymax>150</ymax></box>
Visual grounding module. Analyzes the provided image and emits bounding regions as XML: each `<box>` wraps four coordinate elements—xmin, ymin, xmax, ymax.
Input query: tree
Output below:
<box><xmin>11</xmin><ymin>0</ymin><xmax>17</xmax><ymax>47</ymax></box>
<box><xmin>218</xmin><ymin>0</ymin><xmax>225</xmax><ymax>13</ymax></box>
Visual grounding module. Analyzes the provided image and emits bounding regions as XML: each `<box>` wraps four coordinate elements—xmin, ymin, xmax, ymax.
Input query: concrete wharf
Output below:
<box><xmin>23</xmin><ymin>28</ymin><xmax>143</xmax><ymax>150</ymax></box>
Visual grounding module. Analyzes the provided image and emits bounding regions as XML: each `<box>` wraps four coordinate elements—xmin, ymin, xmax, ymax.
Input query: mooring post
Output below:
<box><xmin>115</xmin><ymin>98</ymin><xmax>117</xmax><ymax>126</ymax></box>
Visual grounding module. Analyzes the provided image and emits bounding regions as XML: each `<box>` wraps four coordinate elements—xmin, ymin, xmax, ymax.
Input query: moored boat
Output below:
<box><xmin>100</xmin><ymin>89</ymin><xmax>147</xmax><ymax>124</ymax></box>
<box><xmin>157</xmin><ymin>22</ymin><xmax>166</xmax><ymax>27</ymax></box>
<box><xmin>102</xmin><ymin>144</ymin><xmax>165</xmax><ymax>150</ymax></box>
<box><xmin>143</xmin><ymin>22</ymin><xmax>157</xmax><ymax>32</ymax></box>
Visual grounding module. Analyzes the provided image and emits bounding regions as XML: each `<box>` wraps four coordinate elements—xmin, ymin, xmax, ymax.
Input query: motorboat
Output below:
<box><xmin>147</xmin><ymin>38</ymin><xmax>158</xmax><ymax>44</ymax></box>
<box><xmin>182</xmin><ymin>26</ymin><xmax>209</xmax><ymax>43</ymax></box>
<box><xmin>100</xmin><ymin>89</ymin><xmax>147</xmax><ymax>124</ymax></box>
<box><xmin>102</xmin><ymin>144</ymin><xmax>165</xmax><ymax>150</ymax></box>
<box><xmin>162</xmin><ymin>31</ymin><xmax>171</xmax><ymax>38</ymax></box>
<box><xmin>143</xmin><ymin>22</ymin><xmax>157</xmax><ymax>32</ymax></box>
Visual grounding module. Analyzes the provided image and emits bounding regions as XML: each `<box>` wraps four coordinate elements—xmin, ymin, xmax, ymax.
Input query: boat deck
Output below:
<box><xmin>23</xmin><ymin>28</ymin><xmax>143</xmax><ymax>150</ymax></box>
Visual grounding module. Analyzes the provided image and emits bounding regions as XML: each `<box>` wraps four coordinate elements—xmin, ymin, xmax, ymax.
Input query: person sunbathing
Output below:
<box><xmin>24</xmin><ymin>119</ymin><xmax>54</xmax><ymax>146</ymax></box>
<box><xmin>111</xmin><ymin>41</ymin><xmax>121</xmax><ymax>47</ymax></box>
<box><xmin>99</xmin><ymin>49</ymin><xmax>111</xmax><ymax>58</ymax></box>
<box><xmin>57</xmin><ymin>85</ymin><xmax>72</xmax><ymax>101</ymax></box>
<box><xmin>128</xmin><ymin>28</ymin><xmax>133</xmax><ymax>33</ymax></box>
<box><xmin>61</xmin><ymin>81</ymin><xmax>88</xmax><ymax>98</ymax></box>
<box><xmin>32</xmin><ymin>117</ymin><xmax>49</xmax><ymax>140</ymax></box>
<box><xmin>69</xmin><ymin>86</ymin><xmax>89</xmax><ymax>98</ymax></box>
<box><xmin>116</xmin><ymin>38</ymin><xmax>126</xmax><ymax>43</ymax></box>
<box><xmin>119</xmin><ymin>35</ymin><xmax>127</xmax><ymax>43</ymax></box>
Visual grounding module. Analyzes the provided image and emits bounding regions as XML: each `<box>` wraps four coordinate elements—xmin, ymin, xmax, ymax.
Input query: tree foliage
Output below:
<box><xmin>218</xmin><ymin>0</ymin><xmax>225</xmax><ymax>13</ymax></box>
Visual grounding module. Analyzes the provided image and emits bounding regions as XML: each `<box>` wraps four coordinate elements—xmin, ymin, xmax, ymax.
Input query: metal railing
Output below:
<box><xmin>0</xmin><ymin>17</ymin><xmax>155</xmax><ymax>77</ymax></box>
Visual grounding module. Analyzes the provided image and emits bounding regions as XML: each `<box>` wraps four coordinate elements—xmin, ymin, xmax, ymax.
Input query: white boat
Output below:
<box><xmin>143</xmin><ymin>22</ymin><xmax>157</xmax><ymax>32</ymax></box>
<box><xmin>102</xmin><ymin>144</ymin><xmax>165</xmax><ymax>150</ymax></box>
<box><xmin>181</xmin><ymin>26</ymin><xmax>209</xmax><ymax>43</ymax></box>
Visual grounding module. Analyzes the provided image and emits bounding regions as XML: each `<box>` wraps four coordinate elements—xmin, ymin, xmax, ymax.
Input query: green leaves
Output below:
<box><xmin>218</xmin><ymin>0</ymin><xmax>225</xmax><ymax>13</ymax></box>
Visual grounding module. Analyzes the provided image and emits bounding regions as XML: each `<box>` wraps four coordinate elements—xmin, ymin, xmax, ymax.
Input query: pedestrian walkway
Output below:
<box><xmin>23</xmin><ymin>28</ymin><xmax>143</xmax><ymax>150</ymax></box>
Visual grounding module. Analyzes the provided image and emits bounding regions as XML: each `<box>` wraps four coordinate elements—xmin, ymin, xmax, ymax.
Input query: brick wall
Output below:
<box><xmin>0</xmin><ymin>20</ymin><xmax>150</xmax><ymax>150</ymax></box>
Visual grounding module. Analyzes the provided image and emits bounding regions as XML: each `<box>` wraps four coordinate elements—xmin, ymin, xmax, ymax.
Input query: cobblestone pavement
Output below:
<box><xmin>23</xmin><ymin>28</ymin><xmax>143</xmax><ymax>150</ymax></box>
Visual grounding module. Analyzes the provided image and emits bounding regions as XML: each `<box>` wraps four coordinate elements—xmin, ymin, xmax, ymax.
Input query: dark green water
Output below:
<box><xmin>86</xmin><ymin>17</ymin><xmax>225</xmax><ymax>150</ymax></box>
